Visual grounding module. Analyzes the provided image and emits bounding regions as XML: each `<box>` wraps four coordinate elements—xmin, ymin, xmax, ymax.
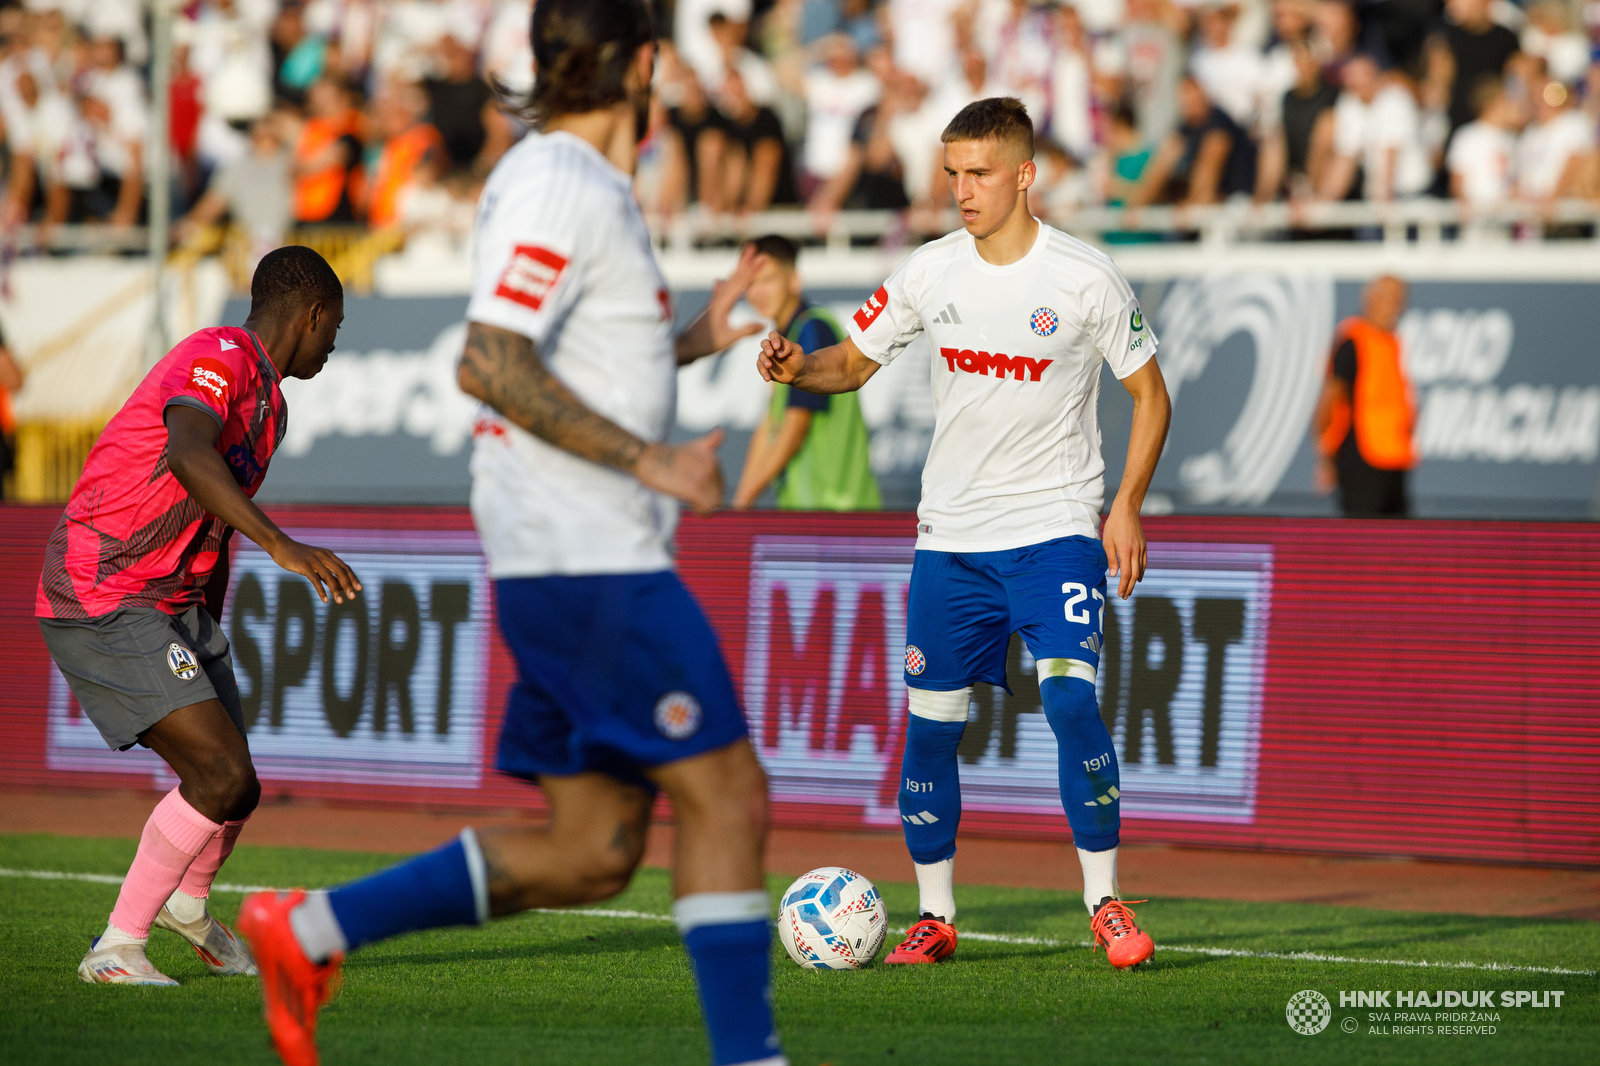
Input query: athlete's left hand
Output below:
<box><xmin>704</xmin><ymin>245</ymin><xmax>764</xmax><ymax>351</ymax></box>
<box><xmin>1102</xmin><ymin>501</ymin><xmax>1147</xmax><ymax>600</ymax></box>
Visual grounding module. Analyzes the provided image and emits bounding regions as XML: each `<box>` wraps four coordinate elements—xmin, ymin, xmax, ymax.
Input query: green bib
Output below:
<box><xmin>766</xmin><ymin>305</ymin><xmax>882</xmax><ymax>511</ymax></box>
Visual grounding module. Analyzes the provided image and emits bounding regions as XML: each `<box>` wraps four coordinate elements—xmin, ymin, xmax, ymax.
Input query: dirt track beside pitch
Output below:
<box><xmin>4</xmin><ymin>787</ymin><xmax>1596</xmax><ymax>920</ymax></box>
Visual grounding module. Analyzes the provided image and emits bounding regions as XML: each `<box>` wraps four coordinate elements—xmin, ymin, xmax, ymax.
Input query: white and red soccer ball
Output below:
<box><xmin>777</xmin><ymin>867</ymin><xmax>887</xmax><ymax>970</ymax></box>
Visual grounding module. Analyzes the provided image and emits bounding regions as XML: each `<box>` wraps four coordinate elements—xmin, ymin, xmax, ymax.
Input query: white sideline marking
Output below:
<box><xmin>5</xmin><ymin>868</ymin><xmax>1592</xmax><ymax>977</ymax></box>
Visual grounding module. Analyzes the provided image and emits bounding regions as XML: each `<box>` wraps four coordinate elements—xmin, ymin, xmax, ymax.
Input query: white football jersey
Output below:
<box><xmin>465</xmin><ymin>131</ymin><xmax>679</xmax><ymax>577</ymax></box>
<box><xmin>847</xmin><ymin>223</ymin><xmax>1155</xmax><ymax>552</ymax></box>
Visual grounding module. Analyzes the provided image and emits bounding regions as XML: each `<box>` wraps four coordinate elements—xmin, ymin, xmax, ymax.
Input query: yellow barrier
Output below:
<box><xmin>11</xmin><ymin>419</ymin><xmax>109</xmax><ymax>502</ymax></box>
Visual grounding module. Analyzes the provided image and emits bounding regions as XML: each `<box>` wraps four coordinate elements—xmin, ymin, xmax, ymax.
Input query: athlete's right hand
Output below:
<box><xmin>271</xmin><ymin>540</ymin><xmax>363</xmax><ymax>604</ymax></box>
<box><xmin>757</xmin><ymin>331</ymin><xmax>804</xmax><ymax>384</ymax></box>
<box><xmin>637</xmin><ymin>429</ymin><xmax>725</xmax><ymax>514</ymax></box>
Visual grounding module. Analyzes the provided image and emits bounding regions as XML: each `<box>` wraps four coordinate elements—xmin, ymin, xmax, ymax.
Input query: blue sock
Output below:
<box><xmin>1040</xmin><ymin>675</ymin><xmax>1120</xmax><ymax>851</ymax></box>
<box><xmin>323</xmin><ymin>830</ymin><xmax>488</xmax><ymax>953</ymax></box>
<box><xmin>674</xmin><ymin>892</ymin><xmax>781</xmax><ymax>1066</ymax></box>
<box><xmin>898</xmin><ymin>714</ymin><xmax>966</xmax><ymax>864</ymax></box>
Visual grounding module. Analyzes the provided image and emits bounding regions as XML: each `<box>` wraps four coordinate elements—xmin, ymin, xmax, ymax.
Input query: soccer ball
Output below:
<box><xmin>776</xmin><ymin>866</ymin><xmax>888</xmax><ymax>970</ymax></box>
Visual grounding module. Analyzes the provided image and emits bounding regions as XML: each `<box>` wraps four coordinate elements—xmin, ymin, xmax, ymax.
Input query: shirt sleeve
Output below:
<box><xmin>845</xmin><ymin>255</ymin><xmax>923</xmax><ymax>366</ymax></box>
<box><xmin>465</xmin><ymin>171</ymin><xmax>589</xmax><ymax>347</ymax></box>
<box><xmin>159</xmin><ymin>333</ymin><xmax>255</xmax><ymax>428</ymax></box>
<box><xmin>1330</xmin><ymin>339</ymin><xmax>1357</xmax><ymax>386</ymax></box>
<box><xmin>1332</xmin><ymin>96</ymin><xmax>1363</xmax><ymax>156</ymax></box>
<box><xmin>1088</xmin><ymin>269</ymin><xmax>1157</xmax><ymax>380</ymax></box>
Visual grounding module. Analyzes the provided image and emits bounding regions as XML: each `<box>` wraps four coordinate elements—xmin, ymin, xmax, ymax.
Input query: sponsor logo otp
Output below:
<box><xmin>938</xmin><ymin>348</ymin><xmax>1054</xmax><ymax>381</ymax></box>
<box><xmin>853</xmin><ymin>285</ymin><xmax>889</xmax><ymax>331</ymax></box>
<box><xmin>189</xmin><ymin>358</ymin><xmax>234</xmax><ymax>402</ymax></box>
<box><xmin>496</xmin><ymin>244</ymin><xmax>569</xmax><ymax>311</ymax></box>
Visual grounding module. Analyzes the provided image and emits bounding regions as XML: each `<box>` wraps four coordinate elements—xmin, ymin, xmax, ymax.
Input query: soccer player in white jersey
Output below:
<box><xmin>237</xmin><ymin>4</ymin><xmax>786</xmax><ymax>1066</ymax></box>
<box><xmin>758</xmin><ymin>97</ymin><xmax>1172</xmax><ymax>969</ymax></box>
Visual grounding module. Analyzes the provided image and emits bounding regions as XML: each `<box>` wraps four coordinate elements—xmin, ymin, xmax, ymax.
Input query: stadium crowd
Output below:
<box><xmin>0</xmin><ymin>0</ymin><xmax>1598</xmax><ymax>244</ymax></box>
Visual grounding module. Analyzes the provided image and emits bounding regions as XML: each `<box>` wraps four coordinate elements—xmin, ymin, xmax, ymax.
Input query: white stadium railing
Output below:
<box><xmin>650</xmin><ymin>198</ymin><xmax>1600</xmax><ymax>250</ymax></box>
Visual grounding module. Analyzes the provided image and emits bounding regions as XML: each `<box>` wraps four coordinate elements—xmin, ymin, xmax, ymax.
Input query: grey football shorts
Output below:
<box><xmin>39</xmin><ymin>604</ymin><xmax>246</xmax><ymax>751</ymax></box>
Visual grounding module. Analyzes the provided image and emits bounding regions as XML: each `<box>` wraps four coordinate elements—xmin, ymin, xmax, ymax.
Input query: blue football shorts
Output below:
<box><xmin>494</xmin><ymin>571</ymin><xmax>749</xmax><ymax>789</ymax></box>
<box><xmin>903</xmin><ymin>535</ymin><xmax>1109</xmax><ymax>691</ymax></box>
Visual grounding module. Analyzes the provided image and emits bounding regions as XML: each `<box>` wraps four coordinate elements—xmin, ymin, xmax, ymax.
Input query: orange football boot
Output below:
<box><xmin>1090</xmin><ymin>897</ymin><xmax>1154</xmax><ymax>969</ymax></box>
<box><xmin>884</xmin><ymin>914</ymin><xmax>958</xmax><ymax>964</ymax></box>
<box><xmin>237</xmin><ymin>890</ymin><xmax>342</xmax><ymax>1066</ymax></box>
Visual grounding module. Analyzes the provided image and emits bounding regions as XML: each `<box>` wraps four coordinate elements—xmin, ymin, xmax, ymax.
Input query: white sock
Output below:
<box><xmin>1077</xmin><ymin>846</ymin><xmax>1119</xmax><ymax>913</ymax></box>
<box><xmin>288</xmin><ymin>890</ymin><xmax>349</xmax><ymax>963</ymax></box>
<box><xmin>98</xmin><ymin>920</ymin><xmax>145</xmax><ymax>948</ymax></box>
<box><xmin>914</xmin><ymin>858</ymin><xmax>957</xmax><ymax>924</ymax></box>
<box><xmin>164</xmin><ymin>888</ymin><xmax>208</xmax><ymax>924</ymax></box>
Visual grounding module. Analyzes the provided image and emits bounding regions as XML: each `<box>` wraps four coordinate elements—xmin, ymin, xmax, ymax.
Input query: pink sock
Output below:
<box><xmin>108</xmin><ymin>789</ymin><xmax>221</xmax><ymax>939</ymax></box>
<box><xmin>177</xmin><ymin>816</ymin><xmax>248</xmax><ymax>899</ymax></box>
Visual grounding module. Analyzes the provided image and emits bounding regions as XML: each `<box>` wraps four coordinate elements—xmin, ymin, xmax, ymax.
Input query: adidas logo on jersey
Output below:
<box><xmin>931</xmin><ymin>303</ymin><xmax>962</xmax><ymax>325</ymax></box>
<box><xmin>939</xmin><ymin>347</ymin><xmax>1054</xmax><ymax>382</ymax></box>
<box><xmin>1080</xmin><ymin>633</ymin><xmax>1101</xmax><ymax>655</ymax></box>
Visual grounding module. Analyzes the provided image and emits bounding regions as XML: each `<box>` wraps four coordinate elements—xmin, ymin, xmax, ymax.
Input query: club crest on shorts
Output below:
<box><xmin>654</xmin><ymin>691</ymin><xmax>702</xmax><ymax>740</ymax></box>
<box><xmin>904</xmin><ymin>645</ymin><xmax>927</xmax><ymax>676</ymax></box>
<box><xmin>1029</xmin><ymin>307</ymin><xmax>1058</xmax><ymax>337</ymax></box>
<box><xmin>167</xmin><ymin>643</ymin><xmax>199</xmax><ymax>681</ymax></box>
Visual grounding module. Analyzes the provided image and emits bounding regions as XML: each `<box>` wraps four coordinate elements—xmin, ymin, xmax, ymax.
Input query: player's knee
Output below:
<box><xmin>186</xmin><ymin>750</ymin><xmax>256</xmax><ymax>817</ymax></box>
<box><xmin>1037</xmin><ymin>665</ymin><xmax>1099</xmax><ymax>723</ymax></box>
<box><xmin>570</xmin><ymin>842</ymin><xmax>640</xmax><ymax>902</ymax></box>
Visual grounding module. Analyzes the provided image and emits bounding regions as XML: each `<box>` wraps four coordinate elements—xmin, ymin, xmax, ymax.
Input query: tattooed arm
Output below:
<box><xmin>457</xmin><ymin>321</ymin><xmax>726</xmax><ymax>512</ymax></box>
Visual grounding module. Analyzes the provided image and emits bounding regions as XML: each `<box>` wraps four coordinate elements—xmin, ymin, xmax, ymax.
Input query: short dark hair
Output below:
<box><xmin>249</xmin><ymin>246</ymin><xmax>343</xmax><ymax>318</ymax></box>
<box><xmin>504</xmin><ymin>0</ymin><xmax>654</xmax><ymax>129</ymax></box>
<box><xmin>941</xmin><ymin>96</ymin><xmax>1034</xmax><ymax>160</ymax></box>
<box><xmin>748</xmin><ymin>233</ymin><xmax>798</xmax><ymax>268</ymax></box>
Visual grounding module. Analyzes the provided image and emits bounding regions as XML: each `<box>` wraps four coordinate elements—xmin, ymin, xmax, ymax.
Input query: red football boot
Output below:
<box><xmin>237</xmin><ymin>890</ymin><xmax>342</xmax><ymax>1066</ymax></box>
<box><xmin>1090</xmin><ymin>897</ymin><xmax>1154</xmax><ymax>969</ymax></box>
<box><xmin>884</xmin><ymin>914</ymin><xmax>958</xmax><ymax>964</ymax></box>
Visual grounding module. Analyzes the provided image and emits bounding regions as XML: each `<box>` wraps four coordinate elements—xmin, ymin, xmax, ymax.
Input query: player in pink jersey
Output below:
<box><xmin>37</xmin><ymin>246</ymin><xmax>363</xmax><ymax>986</ymax></box>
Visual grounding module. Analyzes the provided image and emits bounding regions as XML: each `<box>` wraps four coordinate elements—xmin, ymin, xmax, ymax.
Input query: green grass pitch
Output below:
<box><xmin>1</xmin><ymin>833</ymin><xmax>1595</xmax><ymax>1065</ymax></box>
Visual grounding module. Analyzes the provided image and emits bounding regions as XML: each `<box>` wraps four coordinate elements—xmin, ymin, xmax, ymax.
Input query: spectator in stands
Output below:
<box><xmin>1191</xmin><ymin>2</ymin><xmax>1265</xmax><ymax>130</ymax></box>
<box><xmin>1447</xmin><ymin>75</ymin><xmax>1520</xmax><ymax>209</ymax></box>
<box><xmin>811</xmin><ymin>67</ymin><xmax>918</xmax><ymax>213</ymax></box>
<box><xmin>732</xmin><ymin>235</ymin><xmax>881</xmax><ymax>511</ymax></box>
<box><xmin>708</xmin><ymin>11</ymin><xmax>780</xmax><ymax>106</ymax></box>
<box><xmin>185</xmin><ymin>0</ymin><xmax>276</xmax><ymax>168</ymax></box>
<box><xmin>886</xmin><ymin>0</ymin><xmax>962</xmax><ymax>90</ymax></box>
<box><xmin>1431</xmin><ymin>0</ymin><xmax>1520</xmax><ymax>136</ymax></box>
<box><xmin>1094</xmin><ymin>99</ymin><xmax>1157</xmax><ymax>213</ymax></box>
<box><xmin>1516</xmin><ymin>77</ymin><xmax>1596</xmax><ymax>204</ymax></box>
<box><xmin>1029</xmin><ymin>138</ymin><xmax>1089</xmax><ymax>221</ymax></box>
<box><xmin>365</xmin><ymin>80</ymin><xmax>445</xmax><ymax>230</ymax></box>
<box><xmin>0</xmin><ymin>329</ymin><xmax>22</xmax><ymax>500</ymax></box>
<box><xmin>1258</xmin><ymin>0</ymin><xmax>1313</xmax><ymax>128</ymax></box>
<box><xmin>983</xmin><ymin>0</ymin><xmax>1056</xmax><ymax>125</ymax></box>
<box><xmin>424</xmin><ymin>33</ymin><xmax>513</xmax><ymax>177</ymax></box>
<box><xmin>293</xmin><ymin>76</ymin><xmax>364</xmax><ymax>224</ymax></box>
<box><xmin>1312</xmin><ymin>274</ymin><xmax>1416</xmax><ymax>517</ymax></box>
<box><xmin>662</xmin><ymin>50</ymin><xmax>731</xmax><ymax>210</ymax></box>
<box><xmin>1319</xmin><ymin>55</ymin><xmax>1434</xmax><ymax>202</ymax></box>
<box><xmin>1048</xmin><ymin>2</ymin><xmax>1095</xmax><ymax>162</ymax></box>
<box><xmin>1123</xmin><ymin>0</ymin><xmax>1185</xmax><ymax>143</ymax></box>
<box><xmin>1311</xmin><ymin>0</ymin><xmax>1363</xmax><ymax>80</ymax></box>
<box><xmin>1520</xmin><ymin>1</ymin><xmax>1590</xmax><ymax>86</ymax></box>
<box><xmin>1130</xmin><ymin>75</ymin><xmax>1257</xmax><ymax>207</ymax></box>
<box><xmin>716</xmin><ymin>68</ymin><xmax>800</xmax><ymax>212</ymax></box>
<box><xmin>175</xmin><ymin>113</ymin><xmax>293</xmax><ymax>266</ymax></box>
<box><xmin>801</xmin><ymin>33</ymin><xmax>880</xmax><ymax>200</ymax></box>
<box><xmin>1256</xmin><ymin>38</ymin><xmax>1339</xmax><ymax>201</ymax></box>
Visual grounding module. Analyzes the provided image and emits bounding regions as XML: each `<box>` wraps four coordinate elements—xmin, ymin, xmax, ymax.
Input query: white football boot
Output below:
<box><xmin>77</xmin><ymin>937</ymin><xmax>180</xmax><ymax>986</ymax></box>
<box><xmin>154</xmin><ymin>904</ymin><xmax>259</xmax><ymax>976</ymax></box>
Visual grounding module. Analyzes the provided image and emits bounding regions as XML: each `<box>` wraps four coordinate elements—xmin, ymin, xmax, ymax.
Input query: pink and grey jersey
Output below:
<box><xmin>36</xmin><ymin>326</ymin><xmax>286</xmax><ymax>619</ymax></box>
